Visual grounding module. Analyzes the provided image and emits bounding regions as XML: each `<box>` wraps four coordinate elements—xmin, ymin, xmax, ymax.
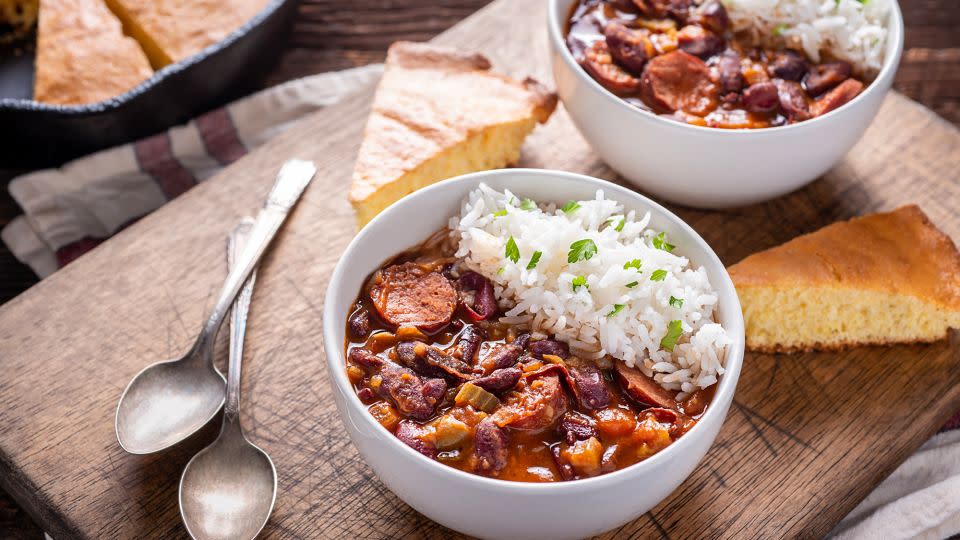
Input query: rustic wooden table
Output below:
<box><xmin>0</xmin><ymin>0</ymin><xmax>957</xmax><ymax>536</ymax></box>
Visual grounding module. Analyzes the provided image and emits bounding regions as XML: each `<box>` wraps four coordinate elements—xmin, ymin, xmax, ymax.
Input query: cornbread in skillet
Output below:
<box><xmin>0</xmin><ymin>0</ymin><xmax>38</xmax><ymax>43</ymax></box>
<box><xmin>729</xmin><ymin>205</ymin><xmax>960</xmax><ymax>352</ymax></box>
<box><xmin>348</xmin><ymin>41</ymin><xmax>558</xmax><ymax>227</ymax></box>
<box><xmin>102</xmin><ymin>0</ymin><xmax>270</xmax><ymax>68</ymax></box>
<box><xmin>33</xmin><ymin>0</ymin><xmax>153</xmax><ymax>105</ymax></box>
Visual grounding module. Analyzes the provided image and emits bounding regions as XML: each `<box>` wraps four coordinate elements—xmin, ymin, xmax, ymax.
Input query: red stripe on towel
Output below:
<box><xmin>55</xmin><ymin>238</ymin><xmax>105</xmax><ymax>268</ymax></box>
<box><xmin>134</xmin><ymin>133</ymin><xmax>197</xmax><ymax>199</ymax></box>
<box><xmin>943</xmin><ymin>410</ymin><xmax>960</xmax><ymax>432</ymax></box>
<box><xmin>195</xmin><ymin>108</ymin><xmax>247</xmax><ymax>165</ymax></box>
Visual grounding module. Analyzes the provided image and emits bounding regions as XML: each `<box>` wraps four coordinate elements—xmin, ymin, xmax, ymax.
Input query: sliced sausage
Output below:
<box><xmin>803</xmin><ymin>61</ymin><xmax>852</xmax><ymax>97</ymax></box>
<box><xmin>474</xmin><ymin>418</ymin><xmax>509</xmax><ymax>473</ymax></box>
<box><xmin>559</xmin><ymin>411</ymin><xmax>599</xmax><ymax>445</ymax></box>
<box><xmin>395</xmin><ymin>420</ymin><xmax>437</xmax><ymax>458</ymax></box>
<box><xmin>528</xmin><ymin>339</ymin><xmax>569</xmax><ymax>359</ymax></box>
<box><xmin>677</xmin><ymin>25</ymin><xmax>723</xmax><ymax>59</ymax></box>
<box><xmin>568</xmin><ymin>365</ymin><xmax>611</xmax><ymax>410</ymax></box>
<box><xmin>742</xmin><ymin>81</ymin><xmax>780</xmax><ymax>114</ymax></box>
<box><xmin>472</xmin><ymin>367</ymin><xmax>523</xmax><ymax>394</ymax></box>
<box><xmin>604</xmin><ymin>20</ymin><xmax>655</xmax><ymax>75</ymax></box>
<box><xmin>810</xmin><ymin>79</ymin><xmax>863</xmax><ymax>117</ymax></box>
<box><xmin>458</xmin><ymin>271</ymin><xmax>498</xmax><ymax>321</ymax></box>
<box><xmin>718</xmin><ymin>51</ymin><xmax>744</xmax><ymax>96</ymax></box>
<box><xmin>640</xmin><ymin>50</ymin><xmax>718</xmax><ymax>115</ymax></box>
<box><xmin>615</xmin><ymin>362</ymin><xmax>678</xmax><ymax>409</ymax></box>
<box><xmin>581</xmin><ymin>40</ymin><xmax>643</xmax><ymax>95</ymax></box>
<box><xmin>370</xmin><ymin>262</ymin><xmax>457</xmax><ymax>331</ymax></box>
<box><xmin>769</xmin><ymin>49</ymin><xmax>807</xmax><ymax>81</ymax></box>
<box><xmin>775</xmin><ymin>79</ymin><xmax>811</xmax><ymax>122</ymax></box>
<box><xmin>493</xmin><ymin>375</ymin><xmax>568</xmax><ymax>431</ymax></box>
<box><xmin>348</xmin><ymin>347</ymin><xmax>384</xmax><ymax>371</ymax></box>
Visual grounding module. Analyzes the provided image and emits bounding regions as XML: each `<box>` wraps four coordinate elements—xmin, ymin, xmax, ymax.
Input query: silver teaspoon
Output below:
<box><xmin>179</xmin><ymin>219</ymin><xmax>277</xmax><ymax>540</ymax></box>
<box><xmin>115</xmin><ymin>159</ymin><xmax>316</xmax><ymax>454</ymax></box>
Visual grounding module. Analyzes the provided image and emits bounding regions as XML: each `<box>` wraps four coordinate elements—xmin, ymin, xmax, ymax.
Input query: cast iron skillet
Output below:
<box><xmin>0</xmin><ymin>0</ymin><xmax>298</xmax><ymax>168</ymax></box>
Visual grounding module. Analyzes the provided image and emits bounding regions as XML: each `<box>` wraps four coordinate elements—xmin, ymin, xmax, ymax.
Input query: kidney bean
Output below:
<box><xmin>458</xmin><ymin>271</ymin><xmax>498</xmax><ymax>320</ymax></box>
<box><xmin>493</xmin><ymin>375</ymin><xmax>568</xmax><ymax>431</ymax></box>
<box><xmin>810</xmin><ymin>78</ymin><xmax>863</xmax><ymax>117</ymax></box>
<box><xmin>483</xmin><ymin>343</ymin><xmax>523</xmax><ymax>371</ymax></box>
<box><xmin>803</xmin><ymin>61</ymin><xmax>852</xmax><ymax>97</ymax></box>
<box><xmin>559</xmin><ymin>411</ymin><xmax>599</xmax><ymax>445</ymax></box>
<box><xmin>348</xmin><ymin>308</ymin><xmax>371</xmax><ymax>339</ymax></box>
<box><xmin>472</xmin><ymin>367</ymin><xmax>523</xmax><ymax>394</ymax></box>
<box><xmin>474</xmin><ymin>418</ymin><xmax>509</xmax><ymax>473</ymax></box>
<box><xmin>348</xmin><ymin>347</ymin><xmax>384</xmax><ymax>371</ymax></box>
<box><xmin>604</xmin><ymin>20</ymin><xmax>654</xmax><ymax>75</ymax></box>
<box><xmin>718</xmin><ymin>51</ymin><xmax>744</xmax><ymax>96</ymax></box>
<box><xmin>615</xmin><ymin>362</ymin><xmax>678</xmax><ymax>409</ymax></box>
<box><xmin>677</xmin><ymin>25</ymin><xmax>723</xmax><ymax>59</ymax></box>
<box><xmin>395</xmin><ymin>341</ymin><xmax>473</xmax><ymax>381</ymax></box>
<box><xmin>769</xmin><ymin>49</ymin><xmax>807</xmax><ymax>81</ymax></box>
<box><xmin>581</xmin><ymin>40</ymin><xmax>643</xmax><ymax>95</ymax></box>
<box><xmin>513</xmin><ymin>332</ymin><xmax>531</xmax><ymax>350</ymax></box>
<box><xmin>359</xmin><ymin>353</ymin><xmax>447</xmax><ymax>420</ymax></box>
<box><xmin>693</xmin><ymin>0</ymin><xmax>729</xmax><ymax>34</ymax></box>
<box><xmin>528</xmin><ymin>339</ymin><xmax>569</xmax><ymax>359</ymax></box>
<box><xmin>455</xmin><ymin>325</ymin><xmax>486</xmax><ymax>365</ymax></box>
<box><xmin>775</xmin><ymin>79</ymin><xmax>810</xmax><ymax>122</ymax></box>
<box><xmin>742</xmin><ymin>81</ymin><xmax>780</xmax><ymax>114</ymax></box>
<box><xmin>370</xmin><ymin>263</ymin><xmax>457</xmax><ymax>332</ymax></box>
<box><xmin>640</xmin><ymin>50</ymin><xmax>718</xmax><ymax>115</ymax></box>
<box><xmin>551</xmin><ymin>445</ymin><xmax>576</xmax><ymax>481</ymax></box>
<box><xmin>568</xmin><ymin>365</ymin><xmax>611</xmax><ymax>409</ymax></box>
<box><xmin>395</xmin><ymin>420</ymin><xmax>437</xmax><ymax>458</ymax></box>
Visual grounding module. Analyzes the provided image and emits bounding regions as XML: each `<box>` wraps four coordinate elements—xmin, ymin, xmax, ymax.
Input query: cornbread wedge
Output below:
<box><xmin>102</xmin><ymin>0</ymin><xmax>270</xmax><ymax>68</ymax></box>
<box><xmin>348</xmin><ymin>41</ymin><xmax>558</xmax><ymax>227</ymax></box>
<box><xmin>33</xmin><ymin>0</ymin><xmax>153</xmax><ymax>105</ymax></box>
<box><xmin>729</xmin><ymin>205</ymin><xmax>960</xmax><ymax>353</ymax></box>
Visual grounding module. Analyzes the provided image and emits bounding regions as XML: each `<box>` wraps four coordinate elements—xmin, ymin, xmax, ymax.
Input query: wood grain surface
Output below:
<box><xmin>1</xmin><ymin>0</ymin><xmax>960</xmax><ymax>539</ymax></box>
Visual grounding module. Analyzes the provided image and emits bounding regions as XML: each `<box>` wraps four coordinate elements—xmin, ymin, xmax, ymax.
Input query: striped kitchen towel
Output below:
<box><xmin>1</xmin><ymin>63</ymin><xmax>383</xmax><ymax>277</ymax></box>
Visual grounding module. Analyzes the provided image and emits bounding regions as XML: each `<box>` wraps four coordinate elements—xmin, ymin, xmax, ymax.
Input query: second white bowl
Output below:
<box><xmin>547</xmin><ymin>0</ymin><xmax>904</xmax><ymax>208</ymax></box>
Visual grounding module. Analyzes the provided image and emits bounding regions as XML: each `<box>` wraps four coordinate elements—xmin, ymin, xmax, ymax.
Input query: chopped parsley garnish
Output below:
<box><xmin>773</xmin><ymin>23</ymin><xmax>788</xmax><ymax>36</ymax></box>
<box><xmin>607</xmin><ymin>304</ymin><xmax>625</xmax><ymax>317</ymax></box>
<box><xmin>669</xmin><ymin>296</ymin><xmax>684</xmax><ymax>308</ymax></box>
<box><xmin>625</xmin><ymin>281</ymin><xmax>639</xmax><ymax>288</ymax></box>
<box><xmin>505</xmin><ymin>236</ymin><xmax>520</xmax><ymax>263</ymax></box>
<box><xmin>567</xmin><ymin>239</ymin><xmax>598</xmax><ymax>263</ymax></box>
<box><xmin>520</xmin><ymin>198</ymin><xmax>537</xmax><ymax>211</ymax></box>
<box><xmin>560</xmin><ymin>200</ymin><xmax>581</xmax><ymax>214</ymax></box>
<box><xmin>660</xmin><ymin>320</ymin><xmax>683</xmax><ymax>352</ymax></box>
<box><xmin>572</xmin><ymin>275</ymin><xmax>588</xmax><ymax>291</ymax></box>
<box><xmin>652</xmin><ymin>232</ymin><xmax>675</xmax><ymax>252</ymax></box>
<box><xmin>650</xmin><ymin>269</ymin><xmax>668</xmax><ymax>281</ymax></box>
<box><xmin>492</xmin><ymin>209</ymin><xmax>507</xmax><ymax>217</ymax></box>
<box><xmin>623</xmin><ymin>259</ymin><xmax>642</xmax><ymax>271</ymax></box>
<box><xmin>526</xmin><ymin>250</ymin><xmax>542</xmax><ymax>270</ymax></box>
<box><xmin>607</xmin><ymin>215</ymin><xmax>626</xmax><ymax>232</ymax></box>
<box><xmin>497</xmin><ymin>267</ymin><xmax>504</xmax><ymax>275</ymax></box>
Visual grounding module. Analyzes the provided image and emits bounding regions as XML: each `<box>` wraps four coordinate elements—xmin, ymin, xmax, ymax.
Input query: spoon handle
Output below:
<box><xmin>193</xmin><ymin>159</ymin><xmax>316</xmax><ymax>361</ymax></box>
<box><xmin>225</xmin><ymin>219</ymin><xmax>256</xmax><ymax>421</ymax></box>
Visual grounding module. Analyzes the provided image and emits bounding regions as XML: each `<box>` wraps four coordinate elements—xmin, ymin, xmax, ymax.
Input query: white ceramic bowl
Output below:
<box><xmin>323</xmin><ymin>169</ymin><xmax>745</xmax><ymax>540</ymax></box>
<box><xmin>547</xmin><ymin>0</ymin><xmax>904</xmax><ymax>208</ymax></box>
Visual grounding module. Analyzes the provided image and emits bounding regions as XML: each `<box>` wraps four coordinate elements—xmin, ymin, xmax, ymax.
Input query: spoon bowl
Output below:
<box><xmin>115</xmin><ymin>359</ymin><xmax>225</xmax><ymax>454</ymax></box>
<box><xmin>179</xmin><ymin>423</ymin><xmax>277</xmax><ymax>540</ymax></box>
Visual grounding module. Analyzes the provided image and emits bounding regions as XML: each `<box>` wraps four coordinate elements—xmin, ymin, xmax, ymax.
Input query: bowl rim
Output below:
<box><xmin>546</xmin><ymin>0</ymin><xmax>905</xmax><ymax>135</ymax></box>
<box><xmin>323</xmin><ymin>168</ymin><xmax>746</xmax><ymax>493</ymax></box>
<box><xmin>0</xmin><ymin>0</ymin><xmax>290</xmax><ymax>113</ymax></box>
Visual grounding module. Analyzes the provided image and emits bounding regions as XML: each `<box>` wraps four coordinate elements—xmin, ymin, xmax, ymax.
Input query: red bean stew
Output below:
<box><xmin>566</xmin><ymin>0</ymin><xmax>868</xmax><ymax>128</ymax></box>
<box><xmin>344</xmin><ymin>230</ymin><xmax>713</xmax><ymax>482</ymax></box>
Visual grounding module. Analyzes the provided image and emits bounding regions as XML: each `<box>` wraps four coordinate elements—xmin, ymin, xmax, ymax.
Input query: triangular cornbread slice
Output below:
<box><xmin>33</xmin><ymin>0</ymin><xmax>153</xmax><ymax>105</ymax></box>
<box><xmin>348</xmin><ymin>41</ymin><xmax>558</xmax><ymax>227</ymax></box>
<box><xmin>728</xmin><ymin>205</ymin><xmax>960</xmax><ymax>353</ymax></box>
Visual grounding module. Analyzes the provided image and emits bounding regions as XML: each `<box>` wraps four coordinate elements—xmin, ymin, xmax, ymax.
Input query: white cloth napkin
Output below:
<box><xmin>3</xmin><ymin>63</ymin><xmax>958</xmax><ymax>539</ymax></box>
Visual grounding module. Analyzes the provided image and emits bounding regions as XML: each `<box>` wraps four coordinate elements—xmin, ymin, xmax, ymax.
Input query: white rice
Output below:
<box><xmin>724</xmin><ymin>0</ymin><xmax>892</xmax><ymax>74</ymax></box>
<box><xmin>450</xmin><ymin>184</ymin><xmax>731</xmax><ymax>399</ymax></box>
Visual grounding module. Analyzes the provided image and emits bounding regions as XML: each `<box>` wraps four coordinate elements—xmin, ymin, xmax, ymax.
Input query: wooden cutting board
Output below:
<box><xmin>1</xmin><ymin>1</ymin><xmax>959</xmax><ymax>538</ymax></box>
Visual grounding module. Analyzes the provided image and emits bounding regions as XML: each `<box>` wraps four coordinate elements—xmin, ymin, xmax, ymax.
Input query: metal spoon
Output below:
<box><xmin>115</xmin><ymin>159</ymin><xmax>316</xmax><ymax>454</ymax></box>
<box><xmin>179</xmin><ymin>219</ymin><xmax>276</xmax><ymax>540</ymax></box>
